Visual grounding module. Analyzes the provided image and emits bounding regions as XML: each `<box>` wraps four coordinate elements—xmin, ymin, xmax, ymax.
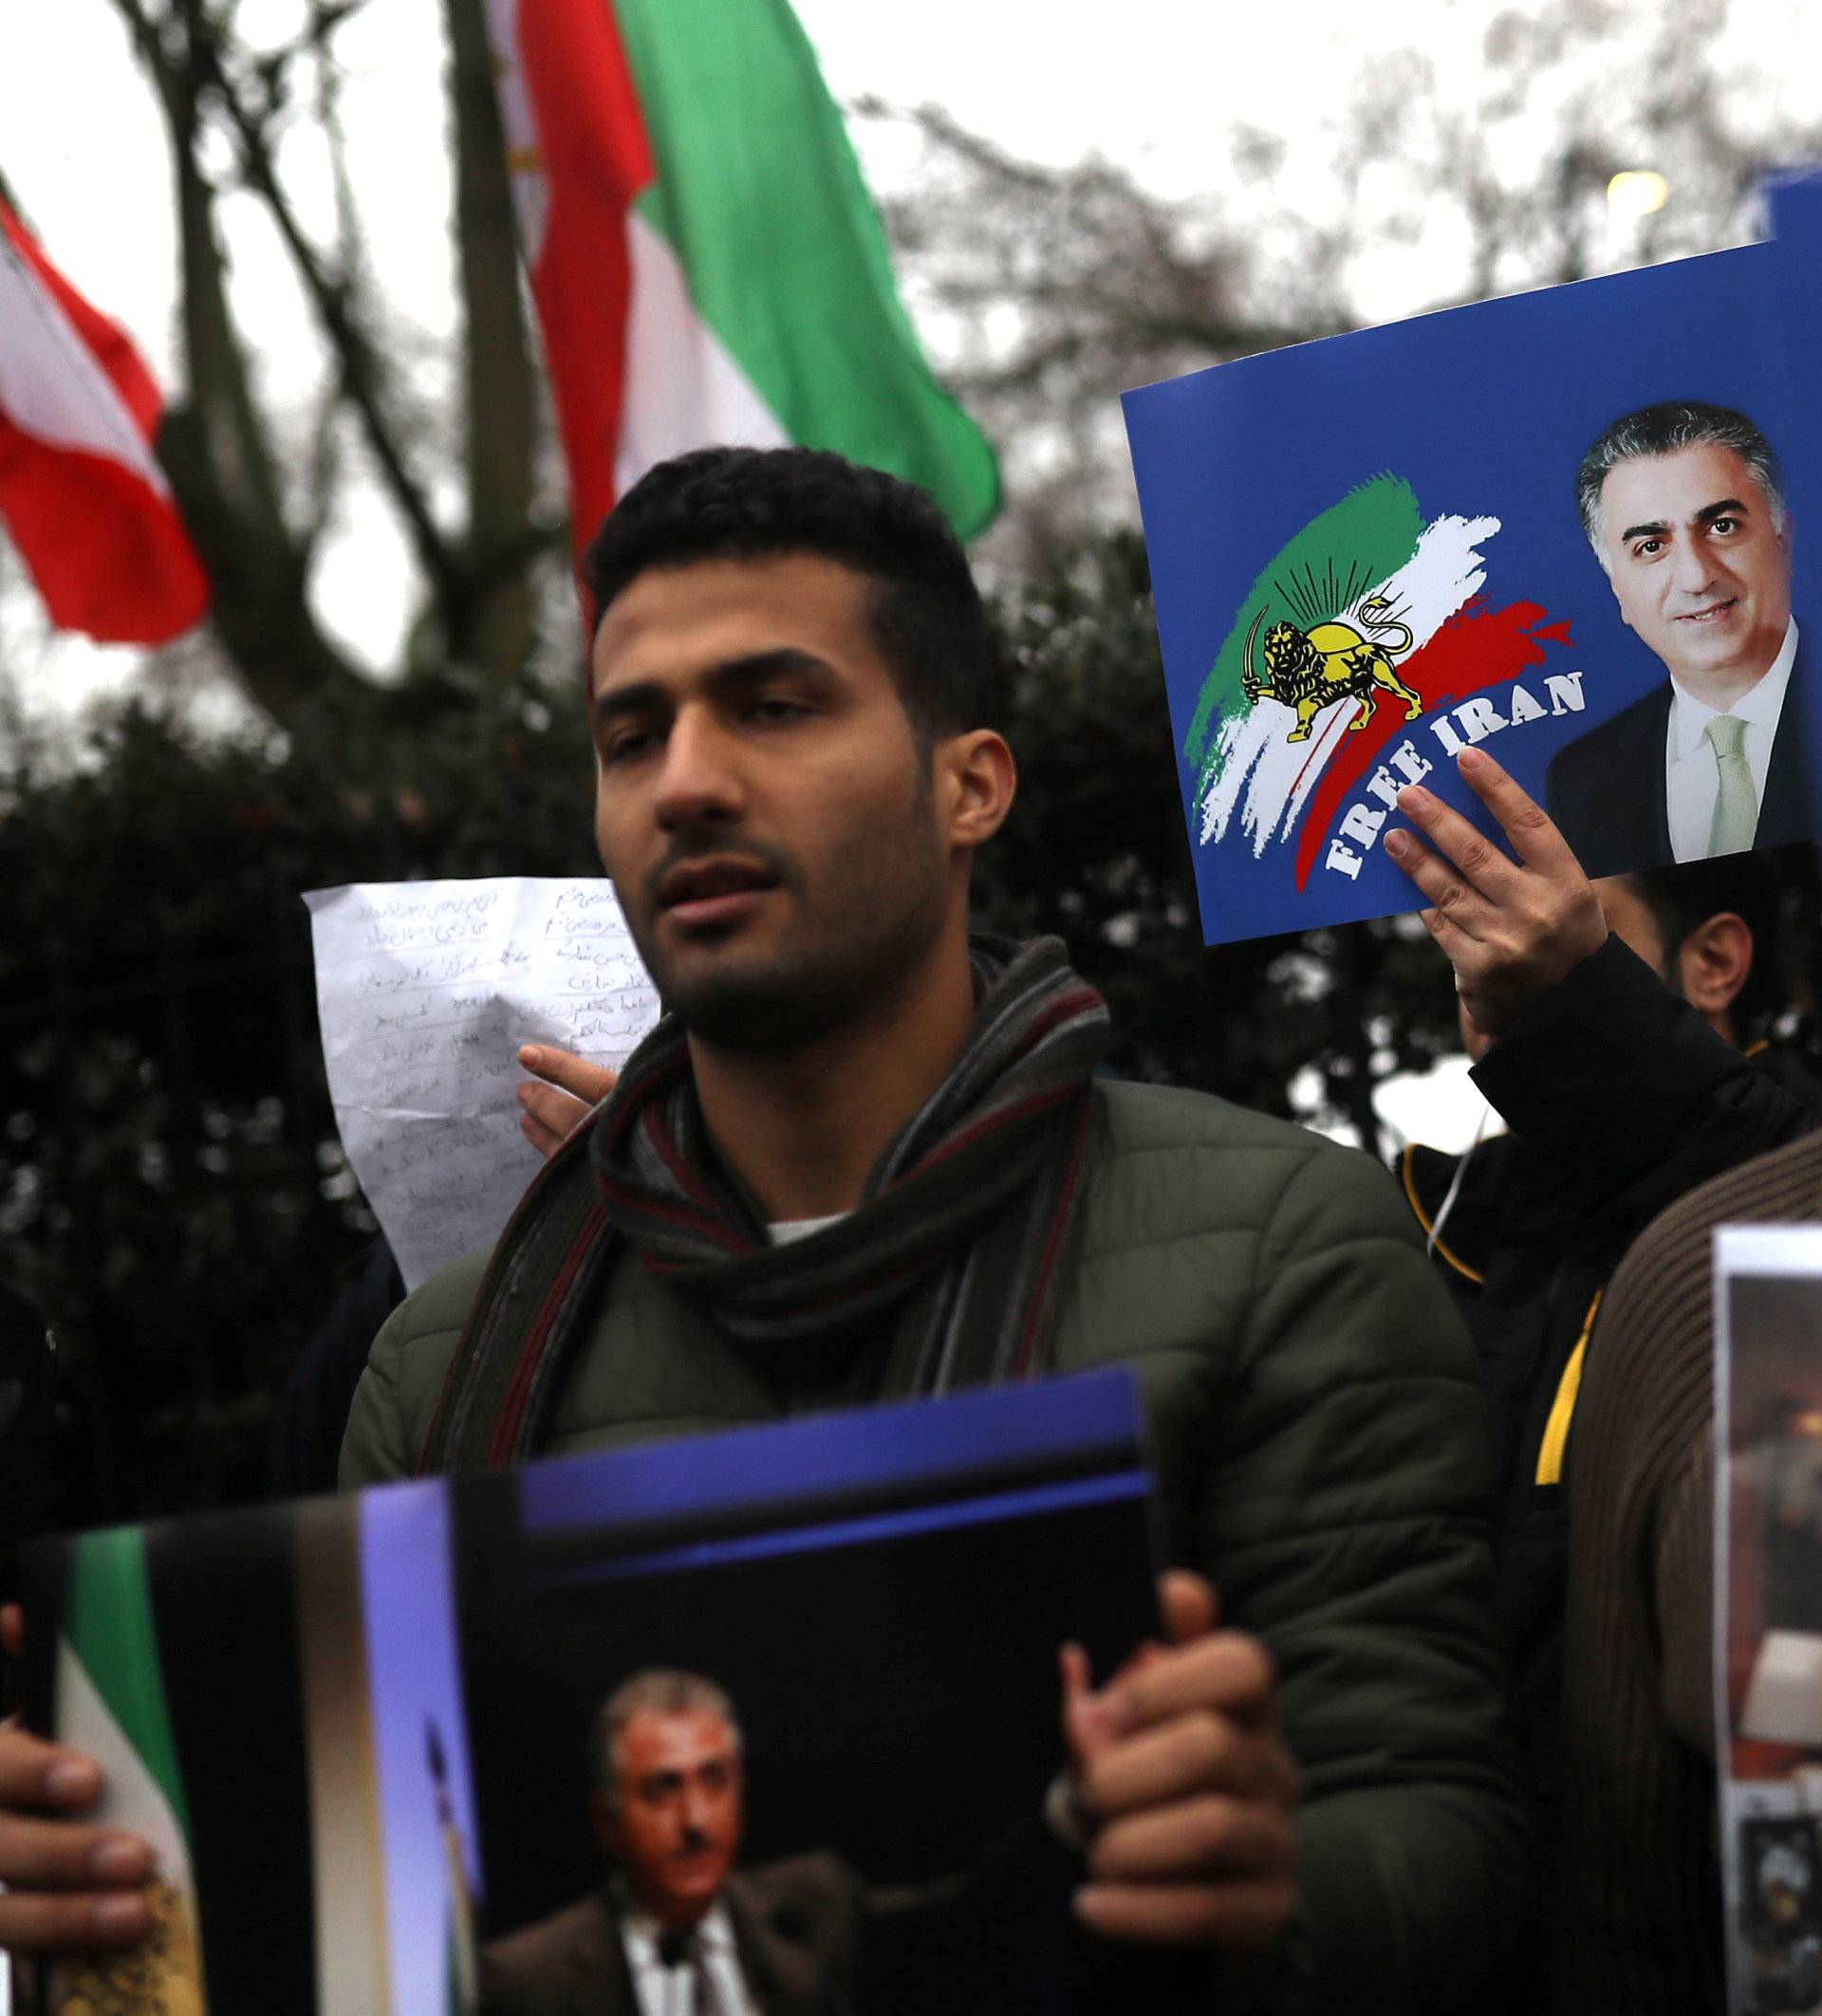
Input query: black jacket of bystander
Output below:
<box><xmin>1402</xmin><ymin>934</ymin><xmax>1822</xmax><ymax>1878</ymax></box>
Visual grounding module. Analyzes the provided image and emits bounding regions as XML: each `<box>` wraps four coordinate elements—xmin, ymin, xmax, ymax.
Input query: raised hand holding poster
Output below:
<box><xmin>1123</xmin><ymin>173</ymin><xmax>1822</xmax><ymax>947</ymax></box>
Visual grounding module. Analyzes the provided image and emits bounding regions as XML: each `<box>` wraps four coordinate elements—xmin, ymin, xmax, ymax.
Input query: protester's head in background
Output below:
<box><xmin>1622</xmin><ymin>853</ymin><xmax>1786</xmax><ymax>1044</ymax></box>
<box><xmin>590</xmin><ymin>1669</ymin><xmax>746</xmax><ymax>1930</ymax></box>
<box><xmin>1574</xmin><ymin>400</ymin><xmax>1793</xmax><ymax>701</ymax></box>
<box><xmin>1456</xmin><ymin>851</ymin><xmax>1785</xmax><ymax>1063</ymax></box>
<box><xmin>577</xmin><ymin>447</ymin><xmax>1016</xmax><ymax>1051</ymax></box>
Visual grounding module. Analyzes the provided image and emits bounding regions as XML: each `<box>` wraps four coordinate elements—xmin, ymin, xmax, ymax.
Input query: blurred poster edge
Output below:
<box><xmin>1714</xmin><ymin>1225</ymin><xmax>1822</xmax><ymax>2016</ymax></box>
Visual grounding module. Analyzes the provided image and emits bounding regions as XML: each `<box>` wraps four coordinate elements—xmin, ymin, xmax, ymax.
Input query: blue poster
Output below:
<box><xmin>1123</xmin><ymin>173</ymin><xmax>1822</xmax><ymax>948</ymax></box>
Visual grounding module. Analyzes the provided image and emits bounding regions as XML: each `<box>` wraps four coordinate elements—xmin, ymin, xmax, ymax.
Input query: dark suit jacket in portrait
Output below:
<box><xmin>1545</xmin><ymin>646</ymin><xmax>1813</xmax><ymax>879</ymax></box>
<box><xmin>477</xmin><ymin>1857</ymin><xmax>864</xmax><ymax>2016</ymax></box>
<box><xmin>471</xmin><ymin>1823</ymin><xmax>1147</xmax><ymax>2016</ymax></box>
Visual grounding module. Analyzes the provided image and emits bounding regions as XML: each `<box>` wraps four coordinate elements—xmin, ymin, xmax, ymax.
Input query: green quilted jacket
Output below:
<box><xmin>341</xmin><ymin>1077</ymin><xmax>1531</xmax><ymax>2010</ymax></box>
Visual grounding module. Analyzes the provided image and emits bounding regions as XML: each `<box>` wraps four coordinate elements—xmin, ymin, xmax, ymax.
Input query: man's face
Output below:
<box><xmin>1595</xmin><ymin>441</ymin><xmax>1793</xmax><ymax>694</ymax></box>
<box><xmin>589</xmin><ymin>553</ymin><xmax>956</xmax><ymax>1050</ymax></box>
<box><xmin>600</xmin><ymin>1709</ymin><xmax>744</xmax><ymax>1928</ymax></box>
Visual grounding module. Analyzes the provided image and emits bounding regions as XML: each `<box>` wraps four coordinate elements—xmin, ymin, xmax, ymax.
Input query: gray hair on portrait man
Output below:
<box><xmin>589</xmin><ymin>1669</ymin><xmax>745</xmax><ymax>1811</ymax></box>
<box><xmin>1576</xmin><ymin>399</ymin><xmax>1789</xmax><ymax>564</ymax></box>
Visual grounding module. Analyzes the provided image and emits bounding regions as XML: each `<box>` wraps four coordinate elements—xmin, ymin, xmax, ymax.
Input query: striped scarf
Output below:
<box><xmin>417</xmin><ymin>936</ymin><xmax>1111</xmax><ymax>1473</ymax></box>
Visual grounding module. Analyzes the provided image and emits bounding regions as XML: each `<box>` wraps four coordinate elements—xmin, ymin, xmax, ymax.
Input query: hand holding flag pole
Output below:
<box><xmin>1385</xmin><ymin>748</ymin><xmax>1608</xmax><ymax>1044</ymax></box>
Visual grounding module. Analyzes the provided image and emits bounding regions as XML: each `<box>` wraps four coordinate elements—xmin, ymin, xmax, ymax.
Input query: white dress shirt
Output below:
<box><xmin>619</xmin><ymin>1898</ymin><xmax>760</xmax><ymax>2016</ymax></box>
<box><xmin>1664</xmin><ymin>619</ymin><xmax>1799</xmax><ymax>861</ymax></box>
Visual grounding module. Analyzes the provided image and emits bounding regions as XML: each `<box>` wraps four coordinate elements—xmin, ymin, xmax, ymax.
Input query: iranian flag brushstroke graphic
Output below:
<box><xmin>1184</xmin><ymin>475</ymin><xmax>1571</xmax><ymax>889</ymax></box>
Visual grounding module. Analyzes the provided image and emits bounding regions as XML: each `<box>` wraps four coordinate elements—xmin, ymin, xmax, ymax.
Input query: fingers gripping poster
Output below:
<box><xmin>1123</xmin><ymin>172</ymin><xmax>1822</xmax><ymax>947</ymax></box>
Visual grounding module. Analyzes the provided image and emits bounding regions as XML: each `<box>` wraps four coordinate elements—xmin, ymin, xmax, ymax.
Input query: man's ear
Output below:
<box><xmin>937</xmin><ymin>730</ymin><xmax>1017</xmax><ymax>851</ymax></box>
<box><xmin>1677</xmin><ymin>911</ymin><xmax>1754</xmax><ymax>1037</ymax></box>
<box><xmin>588</xmin><ymin>1786</ymin><xmax>620</xmax><ymax>1858</ymax></box>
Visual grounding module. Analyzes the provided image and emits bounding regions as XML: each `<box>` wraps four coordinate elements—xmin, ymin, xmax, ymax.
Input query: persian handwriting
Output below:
<box><xmin>307</xmin><ymin>879</ymin><xmax>660</xmax><ymax>1289</ymax></box>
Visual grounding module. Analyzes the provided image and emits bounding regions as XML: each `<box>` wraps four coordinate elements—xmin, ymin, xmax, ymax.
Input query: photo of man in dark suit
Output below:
<box><xmin>1547</xmin><ymin>399</ymin><xmax>1807</xmax><ymax>877</ymax></box>
<box><xmin>479</xmin><ymin>1669</ymin><xmax>862</xmax><ymax>2016</ymax></box>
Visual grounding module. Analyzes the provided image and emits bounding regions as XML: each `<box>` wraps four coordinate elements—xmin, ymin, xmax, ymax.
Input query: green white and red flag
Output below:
<box><xmin>0</xmin><ymin>197</ymin><xmax>210</xmax><ymax>644</ymax></box>
<box><xmin>49</xmin><ymin>1528</ymin><xmax>208</xmax><ymax>2013</ymax></box>
<box><xmin>482</xmin><ymin>0</ymin><xmax>999</xmax><ymax>575</ymax></box>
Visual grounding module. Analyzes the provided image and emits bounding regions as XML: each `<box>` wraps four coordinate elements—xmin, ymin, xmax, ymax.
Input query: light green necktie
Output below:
<box><xmin>1704</xmin><ymin>714</ymin><xmax>1758</xmax><ymax>855</ymax></box>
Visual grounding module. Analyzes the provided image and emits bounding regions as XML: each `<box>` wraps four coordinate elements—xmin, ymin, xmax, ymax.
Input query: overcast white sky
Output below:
<box><xmin>7</xmin><ymin>1</ymin><xmax>1395</xmax><ymax>400</ymax></box>
<box><xmin>5</xmin><ymin>0</ymin><xmax>1816</xmax><ymax>725</ymax></box>
<box><xmin>0</xmin><ymin>0</ymin><xmax>1532</xmax><ymax>727</ymax></box>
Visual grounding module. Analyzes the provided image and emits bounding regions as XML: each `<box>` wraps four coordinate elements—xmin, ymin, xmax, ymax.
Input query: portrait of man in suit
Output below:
<box><xmin>479</xmin><ymin>1669</ymin><xmax>863</xmax><ymax>2016</ymax></box>
<box><xmin>1547</xmin><ymin>399</ymin><xmax>1807</xmax><ymax>877</ymax></box>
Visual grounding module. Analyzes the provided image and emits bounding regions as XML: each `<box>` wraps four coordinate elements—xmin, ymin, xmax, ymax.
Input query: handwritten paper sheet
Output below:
<box><xmin>306</xmin><ymin>879</ymin><xmax>660</xmax><ymax>1290</ymax></box>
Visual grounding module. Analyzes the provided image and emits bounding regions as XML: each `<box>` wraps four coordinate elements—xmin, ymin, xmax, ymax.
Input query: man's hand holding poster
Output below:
<box><xmin>1123</xmin><ymin>171</ymin><xmax>1822</xmax><ymax>947</ymax></box>
<box><xmin>15</xmin><ymin>1374</ymin><xmax>1181</xmax><ymax>2016</ymax></box>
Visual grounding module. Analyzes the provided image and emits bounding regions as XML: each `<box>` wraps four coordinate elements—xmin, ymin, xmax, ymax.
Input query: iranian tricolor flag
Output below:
<box><xmin>0</xmin><ymin>198</ymin><xmax>210</xmax><ymax>644</ymax></box>
<box><xmin>484</xmin><ymin>0</ymin><xmax>999</xmax><ymax>575</ymax></box>
<box><xmin>50</xmin><ymin>1528</ymin><xmax>207</xmax><ymax>2014</ymax></box>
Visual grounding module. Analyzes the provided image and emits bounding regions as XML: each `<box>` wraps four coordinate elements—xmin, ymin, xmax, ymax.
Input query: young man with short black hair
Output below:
<box><xmin>0</xmin><ymin>449</ymin><xmax>1528</xmax><ymax>2011</ymax></box>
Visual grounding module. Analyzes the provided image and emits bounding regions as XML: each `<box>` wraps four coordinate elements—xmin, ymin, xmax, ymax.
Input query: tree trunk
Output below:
<box><xmin>445</xmin><ymin>0</ymin><xmax>541</xmax><ymax>678</ymax></box>
<box><xmin>111</xmin><ymin>0</ymin><xmax>359</xmax><ymax>722</ymax></box>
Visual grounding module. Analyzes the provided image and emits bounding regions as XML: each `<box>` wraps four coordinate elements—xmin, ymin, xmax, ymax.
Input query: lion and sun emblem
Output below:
<box><xmin>51</xmin><ymin>1877</ymin><xmax>205</xmax><ymax>2016</ymax></box>
<box><xmin>1241</xmin><ymin>595</ymin><xmax>1424</xmax><ymax>745</ymax></box>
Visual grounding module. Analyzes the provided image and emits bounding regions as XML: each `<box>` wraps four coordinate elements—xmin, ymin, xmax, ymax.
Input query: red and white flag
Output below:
<box><xmin>0</xmin><ymin>198</ymin><xmax>209</xmax><ymax>644</ymax></box>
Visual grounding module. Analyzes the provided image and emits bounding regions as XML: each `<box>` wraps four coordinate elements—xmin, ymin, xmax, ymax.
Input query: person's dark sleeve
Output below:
<box><xmin>1195</xmin><ymin>1146</ymin><xmax>1533</xmax><ymax>2012</ymax></box>
<box><xmin>0</xmin><ymin>1279</ymin><xmax>51</xmax><ymax>1613</ymax></box>
<box><xmin>1471</xmin><ymin>934</ymin><xmax>1819</xmax><ymax>1226</ymax></box>
<box><xmin>267</xmin><ymin>1234</ymin><xmax>407</xmax><ymax>1498</ymax></box>
<box><xmin>1556</xmin><ymin>1149</ymin><xmax>1747</xmax><ymax>2011</ymax></box>
<box><xmin>862</xmin><ymin>1820</ymin><xmax>1216</xmax><ymax>2008</ymax></box>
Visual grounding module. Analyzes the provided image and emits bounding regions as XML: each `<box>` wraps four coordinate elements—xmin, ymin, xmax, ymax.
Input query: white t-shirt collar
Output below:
<box><xmin>768</xmin><ymin>1211</ymin><xmax>850</xmax><ymax>1246</ymax></box>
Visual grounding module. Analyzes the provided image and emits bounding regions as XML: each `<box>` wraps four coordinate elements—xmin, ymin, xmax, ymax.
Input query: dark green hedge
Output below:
<box><xmin>1</xmin><ymin>671</ymin><xmax>600</xmax><ymax>1520</ymax></box>
<box><xmin>0</xmin><ymin>542</ymin><xmax>1478</xmax><ymax>1525</ymax></box>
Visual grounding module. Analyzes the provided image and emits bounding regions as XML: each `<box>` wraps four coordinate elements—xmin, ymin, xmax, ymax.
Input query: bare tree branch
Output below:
<box><xmin>106</xmin><ymin>0</ymin><xmax>362</xmax><ymax>721</ymax></box>
<box><xmin>865</xmin><ymin>102</ymin><xmax>1346</xmax><ymax>568</ymax></box>
<box><xmin>171</xmin><ymin>0</ymin><xmax>464</xmax><ymax>627</ymax></box>
<box><xmin>443</xmin><ymin>0</ymin><xmax>541</xmax><ymax>676</ymax></box>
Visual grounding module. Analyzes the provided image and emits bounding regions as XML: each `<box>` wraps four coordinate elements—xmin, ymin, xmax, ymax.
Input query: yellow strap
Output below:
<box><xmin>1535</xmin><ymin>1289</ymin><xmax>1603</xmax><ymax>1487</ymax></box>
